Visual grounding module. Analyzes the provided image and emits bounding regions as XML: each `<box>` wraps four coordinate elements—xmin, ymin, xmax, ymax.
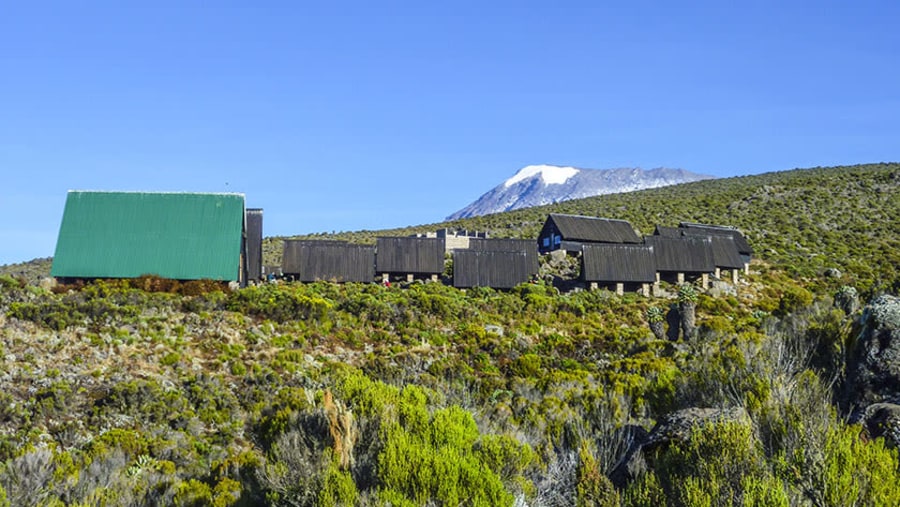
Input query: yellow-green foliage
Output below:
<box><xmin>637</xmin><ymin>420</ymin><xmax>788</xmax><ymax>507</ymax></box>
<box><xmin>820</xmin><ymin>424</ymin><xmax>900</xmax><ymax>506</ymax></box>
<box><xmin>317</xmin><ymin>463</ymin><xmax>358</xmax><ymax>507</ymax></box>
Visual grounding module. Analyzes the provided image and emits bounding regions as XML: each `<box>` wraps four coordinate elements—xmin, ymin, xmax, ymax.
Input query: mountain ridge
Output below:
<box><xmin>447</xmin><ymin>164</ymin><xmax>714</xmax><ymax>219</ymax></box>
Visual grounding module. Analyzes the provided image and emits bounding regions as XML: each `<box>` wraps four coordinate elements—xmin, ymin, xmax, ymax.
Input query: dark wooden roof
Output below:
<box><xmin>376</xmin><ymin>237</ymin><xmax>445</xmax><ymax>274</ymax></box>
<box><xmin>709</xmin><ymin>236</ymin><xmax>745</xmax><ymax>269</ymax></box>
<box><xmin>467</xmin><ymin>238</ymin><xmax>539</xmax><ymax>274</ymax></box>
<box><xmin>282</xmin><ymin>240</ymin><xmax>375</xmax><ymax>283</ymax></box>
<box><xmin>546</xmin><ymin>214</ymin><xmax>641</xmax><ymax>244</ymax></box>
<box><xmin>653</xmin><ymin>225</ymin><xmax>682</xmax><ymax>238</ymax></box>
<box><xmin>644</xmin><ymin>236</ymin><xmax>715</xmax><ymax>273</ymax></box>
<box><xmin>452</xmin><ymin>250</ymin><xmax>532</xmax><ymax>289</ymax></box>
<box><xmin>679</xmin><ymin>222</ymin><xmax>753</xmax><ymax>255</ymax></box>
<box><xmin>582</xmin><ymin>244</ymin><xmax>657</xmax><ymax>283</ymax></box>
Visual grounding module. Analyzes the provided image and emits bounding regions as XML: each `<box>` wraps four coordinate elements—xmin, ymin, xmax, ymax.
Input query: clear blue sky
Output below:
<box><xmin>2</xmin><ymin>1</ymin><xmax>898</xmax><ymax>265</ymax></box>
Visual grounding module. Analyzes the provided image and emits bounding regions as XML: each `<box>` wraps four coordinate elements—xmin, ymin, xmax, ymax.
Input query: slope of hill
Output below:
<box><xmin>447</xmin><ymin>165</ymin><xmax>713</xmax><ymax>219</ymax></box>
<box><xmin>277</xmin><ymin>163</ymin><xmax>900</xmax><ymax>294</ymax></box>
<box><xmin>1</xmin><ymin>162</ymin><xmax>899</xmax><ymax>505</ymax></box>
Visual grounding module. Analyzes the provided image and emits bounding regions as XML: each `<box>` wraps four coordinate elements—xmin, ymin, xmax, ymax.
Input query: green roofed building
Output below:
<box><xmin>51</xmin><ymin>191</ymin><xmax>257</xmax><ymax>283</ymax></box>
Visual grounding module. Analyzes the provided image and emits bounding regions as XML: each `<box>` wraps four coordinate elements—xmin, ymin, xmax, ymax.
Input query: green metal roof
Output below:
<box><xmin>51</xmin><ymin>191</ymin><xmax>245</xmax><ymax>281</ymax></box>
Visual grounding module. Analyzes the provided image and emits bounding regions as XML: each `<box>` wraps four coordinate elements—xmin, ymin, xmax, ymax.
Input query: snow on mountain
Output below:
<box><xmin>503</xmin><ymin>165</ymin><xmax>580</xmax><ymax>187</ymax></box>
<box><xmin>447</xmin><ymin>165</ymin><xmax>714</xmax><ymax>220</ymax></box>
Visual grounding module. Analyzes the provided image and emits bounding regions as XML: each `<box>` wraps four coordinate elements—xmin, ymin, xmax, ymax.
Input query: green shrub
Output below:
<box><xmin>776</xmin><ymin>286</ymin><xmax>813</xmax><ymax>316</ymax></box>
<box><xmin>818</xmin><ymin>424</ymin><xmax>900</xmax><ymax>506</ymax></box>
<box><xmin>318</xmin><ymin>463</ymin><xmax>358</xmax><ymax>507</ymax></box>
<box><xmin>649</xmin><ymin>420</ymin><xmax>787</xmax><ymax>506</ymax></box>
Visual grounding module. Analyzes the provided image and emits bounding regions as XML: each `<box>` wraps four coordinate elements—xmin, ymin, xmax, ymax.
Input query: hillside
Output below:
<box><xmin>1</xmin><ymin>162</ymin><xmax>900</xmax><ymax>506</ymax></box>
<box><xmin>274</xmin><ymin>163</ymin><xmax>900</xmax><ymax>295</ymax></box>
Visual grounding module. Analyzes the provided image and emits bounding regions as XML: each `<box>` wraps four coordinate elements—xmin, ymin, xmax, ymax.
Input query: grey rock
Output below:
<box><xmin>484</xmin><ymin>325</ymin><xmax>504</xmax><ymax>337</ymax></box>
<box><xmin>609</xmin><ymin>407</ymin><xmax>748</xmax><ymax>488</ymax></box>
<box><xmin>855</xmin><ymin>402</ymin><xmax>900</xmax><ymax>449</ymax></box>
<box><xmin>708</xmin><ymin>280</ymin><xmax>737</xmax><ymax>298</ymax></box>
<box><xmin>844</xmin><ymin>295</ymin><xmax>900</xmax><ymax>408</ymax></box>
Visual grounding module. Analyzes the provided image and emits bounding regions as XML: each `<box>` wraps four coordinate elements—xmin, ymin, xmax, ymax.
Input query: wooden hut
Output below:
<box><xmin>679</xmin><ymin>222</ymin><xmax>753</xmax><ymax>271</ymax></box>
<box><xmin>375</xmin><ymin>237</ymin><xmax>445</xmax><ymax>282</ymax></box>
<box><xmin>538</xmin><ymin>214</ymin><xmax>641</xmax><ymax>254</ymax></box>
<box><xmin>708</xmin><ymin>236</ymin><xmax>745</xmax><ymax>282</ymax></box>
<box><xmin>653</xmin><ymin>224</ymin><xmax>746</xmax><ymax>282</ymax></box>
<box><xmin>644</xmin><ymin>235</ymin><xmax>715</xmax><ymax>286</ymax></box>
<box><xmin>452</xmin><ymin>250</ymin><xmax>532</xmax><ymax>289</ymax></box>
<box><xmin>467</xmin><ymin>238</ymin><xmax>539</xmax><ymax>274</ymax></box>
<box><xmin>582</xmin><ymin>244</ymin><xmax>657</xmax><ymax>295</ymax></box>
<box><xmin>282</xmin><ymin>240</ymin><xmax>375</xmax><ymax>283</ymax></box>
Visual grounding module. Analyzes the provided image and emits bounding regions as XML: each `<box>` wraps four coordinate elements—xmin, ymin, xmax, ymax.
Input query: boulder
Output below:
<box><xmin>854</xmin><ymin>402</ymin><xmax>900</xmax><ymax>449</ymax></box>
<box><xmin>844</xmin><ymin>295</ymin><xmax>900</xmax><ymax>408</ymax></box>
<box><xmin>609</xmin><ymin>407</ymin><xmax>748</xmax><ymax>488</ymax></box>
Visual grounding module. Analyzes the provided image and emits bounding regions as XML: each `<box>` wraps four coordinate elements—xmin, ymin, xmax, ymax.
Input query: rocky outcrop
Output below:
<box><xmin>854</xmin><ymin>403</ymin><xmax>900</xmax><ymax>449</ymax></box>
<box><xmin>609</xmin><ymin>407</ymin><xmax>748</xmax><ymax>488</ymax></box>
<box><xmin>844</xmin><ymin>295</ymin><xmax>900</xmax><ymax>409</ymax></box>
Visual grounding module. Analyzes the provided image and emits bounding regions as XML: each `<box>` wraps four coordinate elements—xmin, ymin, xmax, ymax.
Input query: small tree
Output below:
<box><xmin>678</xmin><ymin>284</ymin><xmax>699</xmax><ymax>340</ymax></box>
<box><xmin>646</xmin><ymin>307</ymin><xmax>666</xmax><ymax>341</ymax></box>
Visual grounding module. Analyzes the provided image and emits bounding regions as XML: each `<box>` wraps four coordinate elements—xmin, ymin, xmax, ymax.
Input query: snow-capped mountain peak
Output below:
<box><xmin>448</xmin><ymin>165</ymin><xmax>714</xmax><ymax>220</ymax></box>
<box><xmin>503</xmin><ymin>164</ymin><xmax>580</xmax><ymax>187</ymax></box>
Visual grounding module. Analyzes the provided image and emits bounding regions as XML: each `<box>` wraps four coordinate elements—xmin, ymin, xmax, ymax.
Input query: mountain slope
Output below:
<box><xmin>275</xmin><ymin>162</ymin><xmax>900</xmax><ymax>294</ymax></box>
<box><xmin>2</xmin><ymin>162</ymin><xmax>900</xmax><ymax>505</ymax></box>
<box><xmin>447</xmin><ymin>165</ymin><xmax>714</xmax><ymax>219</ymax></box>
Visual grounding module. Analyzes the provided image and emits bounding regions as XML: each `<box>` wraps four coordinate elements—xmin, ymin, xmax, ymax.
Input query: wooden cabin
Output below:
<box><xmin>375</xmin><ymin>237</ymin><xmax>445</xmax><ymax>282</ymax></box>
<box><xmin>282</xmin><ymin>240</ymin><xmax>375</xmax><ymax>283</ymax></box>
<box><xmin>644</xmin><ymin>236</ymin><xmax>715</xmax><ymax>286</ymax></box>
<box><xmin>452</xmin><ymin>250</ymin><xmax>533</xmax><ymax>289</ymax></box>
<box><xmin>653</xmin><ymin>224</ymin><xmax>746</xmax><ymax>282</ymax></box>
<box><xmin>538</xmin><ymin>214</ymin><xmax>641</xmax><ymax>254</ymax></box>
<box><xmin>679</xmin><ymin>222</ymin><xmax>753</xmax><ymax>272</ymax></box>
<box><xmin>467</xmin><ymin>238</ymin><xmax>539</xmax><ymax>274</ymax></box>
<box><xmin>582</xmin><ymin>244</ymin><xmax>657</xmax><ymax>295</ymax></box>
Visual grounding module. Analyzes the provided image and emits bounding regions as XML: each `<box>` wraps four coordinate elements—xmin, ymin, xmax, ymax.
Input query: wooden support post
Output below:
<box><xmin>652</xmin><ymin>282</ymin><xmax>660</xmax><ymax>297</ymax></box>
<box><xmin>615</xmin><ymin>283</ymin><xmax>624</xmax><ymax>296</ymax></box>
<box><xmin>732</xmin><ymin>270</ymin><xmax>739</xmax><ymax>284</ymax></box>
<box><xmin>677</xmin><ymin>272</ymin><xmax>685</xmax><ymax>284</ymax></box>
<box><xmin>744</xmin><ymin>263</ymin><xmax>750</xmax><ymax>275</ymax></box>
<box><xmin>382</xmin><ymin>273</ymin><xmax>389</xmax><ymax>283</ymax></box>
<box><xmin>406</xmin><ymin>274</ymin><xmax>414</xmax><ymax>282</ymax></box>
<box><xmin>642</xmin><ymin>283</ymin><xmax>650</xmax><ymax>296</ymax></box>
<box><xmin>589</xmin><ymin>282</ymin><xmax>598</xmax><ymax>291</ymax></box>
<box><xmin>656</xmin><ymin>272</ymin><xmax>661</xmax><ymax>283</ymax></box>
<box><xmin>430</xmin><ymin>274</ymin><xmax>438</xmax><ymax>282</ymax></box>
<box><xmin>715</xmin><ymin>267</ymin><xmax>721</xmax><ymax>279</ymax></box>
<box><xmin>701</xmin><ymin>273</ymin><xmax>709</xmax><ymax>288</ymax></box>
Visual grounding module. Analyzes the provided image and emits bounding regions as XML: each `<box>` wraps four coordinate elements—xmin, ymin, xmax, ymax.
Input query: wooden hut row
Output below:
<box><xmin>281</xmin><ymin>236</ymin><xmax>540</xmax><ymax>288</ymax></box>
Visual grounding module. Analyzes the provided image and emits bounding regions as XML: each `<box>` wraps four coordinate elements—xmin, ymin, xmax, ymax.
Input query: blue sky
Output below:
<box><xmin>1</xmin><ymin>1</ymin><xmax>898</xmax><ymax>265</ymax></box>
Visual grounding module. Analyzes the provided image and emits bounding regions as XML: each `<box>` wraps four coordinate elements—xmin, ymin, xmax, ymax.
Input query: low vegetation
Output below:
<box><xmin>0</xmin><ymin>162</ymin><xmax>899</xmax><ymax>506</ymax></box>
